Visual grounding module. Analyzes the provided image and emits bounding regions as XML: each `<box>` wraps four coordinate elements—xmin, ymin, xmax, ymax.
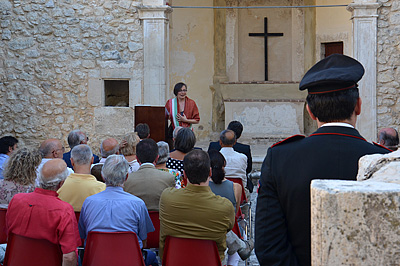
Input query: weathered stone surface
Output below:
<box><xmin>311</xmin><ymin>180</ymin><xmax>400</xmax><ymax>266</ymax></box>
<box><xmin>94</xmin><ymin>107</ymin><xmax>134</xmax><ymax>136</ymax></box>
<box><xmin>378</xmin><ymin>0</ymin><xmax>400</xmax><ymax>133</ymax></box>
<box><xmin>0</xmin><ymin>0</ymin><xmax>143</xmax><ymax>152</ymax></box>
<box><xmin>357</xmin><ymin>150</ymin><xmax>400</xmax><ymax>184</ymax></box>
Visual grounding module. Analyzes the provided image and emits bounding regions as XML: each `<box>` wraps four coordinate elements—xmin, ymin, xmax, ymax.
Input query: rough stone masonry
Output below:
<box><xmin>0</xmin><ymin>0</ymin><xmax>144</xmax><ymax>151</ymax></box>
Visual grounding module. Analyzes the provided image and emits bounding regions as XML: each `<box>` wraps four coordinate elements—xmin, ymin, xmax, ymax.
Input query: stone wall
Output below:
<box><xmin>311</xmin><ymin>179</ymin><xmax>400</xmax><ymax>265</ymax></box>
<box><xmin>377</xmin><ymin>0</ymin><xmax>400</xmax><ymax>131</ymax></box>
<box><xmin>0</xmin><ymin>0</ymin><xmax>143</xmax><ymax>153</ymax></box>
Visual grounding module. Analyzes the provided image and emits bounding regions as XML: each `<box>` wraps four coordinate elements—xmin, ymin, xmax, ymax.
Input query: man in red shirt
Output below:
<box><xmin>6</xmin><ymin>159</ymin><xmax>81</xmax><ymax>266</ymax></box>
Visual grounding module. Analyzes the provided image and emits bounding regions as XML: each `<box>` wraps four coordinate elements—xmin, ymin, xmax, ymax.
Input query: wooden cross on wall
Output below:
<box><xmin>249</xmin><ymin>17</ymin><xmax>284</xmax><ymax>81</ymax></box>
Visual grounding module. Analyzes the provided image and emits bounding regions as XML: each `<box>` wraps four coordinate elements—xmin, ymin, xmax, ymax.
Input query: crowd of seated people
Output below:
<box><xmin>0</xmin><ymin>120</ymin><xmax>254</xmax><ymax>266</ymax></box>
<box><xmin>0</xmin><ymin>54</ymin><xmax>397</xmax><ymax>266</ymax></box>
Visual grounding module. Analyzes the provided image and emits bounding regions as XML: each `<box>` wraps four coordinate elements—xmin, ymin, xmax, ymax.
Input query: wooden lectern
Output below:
<box><xmin>134</xmin><ymin>105</ymin><xmax>167</xmax><ymax>143</ymax></box>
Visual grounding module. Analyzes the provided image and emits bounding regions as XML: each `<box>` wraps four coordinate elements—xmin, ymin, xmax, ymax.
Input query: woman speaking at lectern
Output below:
<box><xmin>165</xmin><ymin>82</ymin><xmax>200</xmax><ymax>134</ymax></box>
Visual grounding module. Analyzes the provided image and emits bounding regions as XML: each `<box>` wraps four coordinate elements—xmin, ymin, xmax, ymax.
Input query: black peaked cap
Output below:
<box><xmin>299</xmin><ymin>54</ymin><xmax>365</xmax><ymax>94</ymax></box>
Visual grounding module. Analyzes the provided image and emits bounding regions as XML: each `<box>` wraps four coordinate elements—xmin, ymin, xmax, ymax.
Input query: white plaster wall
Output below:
<box><xmin>237</xmin><ymin>0</ymin><xmax>293</xmax><ymax>82</ymax></box>
<box><xmin>315</xmin><ymin>0</ymin><xmax>353</xmax><ymax>58</ymax></box>
<box><xmin>169</xmin><ymin>0</ymin><xmax>214</xmax><ymax>139</ymax></box>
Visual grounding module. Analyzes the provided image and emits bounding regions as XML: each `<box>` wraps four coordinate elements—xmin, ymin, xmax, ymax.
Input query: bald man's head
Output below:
<box><xmin>39</xmin><ymin>139</ymin><xmax>64</xmax><ymax>159</ymax></box>
<box><xmin>220</xmin><ymin>129</ymin><xmax>237</xmax><ymax>147</ymax></box>
<box><xmin>39</xmin><ymin>159</ymin><xmax>69</xmax><ymax>190</ymax></box>
<box><xmin>100</xmin><ymin>138</ymin><xmax>120</xmax><ymax>158</ymax></box>
<box><xmin>378</xmin><ymin>127</ymin><xmax>399</xmax><ymax>150</ymax></box>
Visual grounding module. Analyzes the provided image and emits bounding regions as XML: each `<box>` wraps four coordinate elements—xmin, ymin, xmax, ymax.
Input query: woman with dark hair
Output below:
<box><xmin>208</xmin><ymin>150</ymin><xmax>243</xmax><ymax>266</ymax></box>
<box><xmin>166</xmin><ymin>128</ymin><xmax>196</xmax><ymax>187</ymax></box>
<box><xmin>208</xmin><ymin>150</ymin><xmax>242</xmax><ymax>214</ymax></box>
<box><xmin>165</xmin><ymin>82</ymin><xmax>200</xmax><ymax>147</ymax></box>
<box><xmin>0</xmin><ymin>148</ymin><xmax>41</xmax><ymax>208</ymax></box>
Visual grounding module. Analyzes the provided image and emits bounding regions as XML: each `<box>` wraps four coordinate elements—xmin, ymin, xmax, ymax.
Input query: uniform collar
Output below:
<box><xmin>320</xmin><ymin>122</ymin><xmax>354</xmax><ymax>128</ymax></box>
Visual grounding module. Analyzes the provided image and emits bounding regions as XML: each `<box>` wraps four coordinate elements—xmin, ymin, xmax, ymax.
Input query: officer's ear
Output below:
<box><xmin>354</xmin><ymin>97</ymin><xmax>362</xmax><ymax>116</ymax></box>
<box><xmin>306</xmin><ymin>104</ymin><xmax>317</xmax><ymax>121</ymax></box>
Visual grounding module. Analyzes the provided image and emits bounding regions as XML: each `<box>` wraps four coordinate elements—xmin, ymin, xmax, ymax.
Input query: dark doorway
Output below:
<box><xmin>322</xmin><ymin>42</ymin><xmax>344</xmax><ymax>58</ymax></box>
<box><xmin>104</xmin><ymin>80</ymin><xmax>129</xmax><ymax>107</ymax></box>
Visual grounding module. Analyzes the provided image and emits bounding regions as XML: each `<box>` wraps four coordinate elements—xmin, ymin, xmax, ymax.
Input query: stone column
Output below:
<box><xmin>139</xmin><ymin>1</ymin><xmax>172</xmax><ymax>105</ymax></box>
<box><xmin>347</xmin><ymin>0</ymin><xmax>380</xmax><ymax>142</ymax></box>
<box><xmin>210</xmin><ymin>0</ymin><xmax>228</xmax><ymax>132</ymax></box>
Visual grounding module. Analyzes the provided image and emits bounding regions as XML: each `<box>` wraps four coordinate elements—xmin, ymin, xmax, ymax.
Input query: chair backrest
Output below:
<box><xmin>146</xmin><ymin>211</ymin><xmax>160</xmax><ymax>248</ymax></box>
<box><xmin>232</xmin><ymin>217</ymin><xmax>243</xmax><ymax>239</ymax></box>
<box><xmin>162</xmin><ymin>236</ymin><xmax>221</xmax><ymax>266</ymax></box>
<box><xmin>226</xmin><ymin>177</ymin><xmax>248</xmax><ymax>204</ymax></box>
<box><xmin>82</xmin><ymin>231</ymin><xmax>145</xmax><ymax>266</ymax></box>
<box><xmin>0</xmin><ymin>209</ymin><xmax>7</xmax><ymax>244</ymax></box>
<box><xmin>75</xmin><ymin>211</ymin><xmax>80</xmax><ymax>222</ymax></box>
<box><xmin>3</xmin><ymin>232</ymin><xmax>63</xmax><ymax>266</ymax></box>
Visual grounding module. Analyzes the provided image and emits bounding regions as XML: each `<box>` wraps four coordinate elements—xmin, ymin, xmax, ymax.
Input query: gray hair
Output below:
<box><xmin>71</xmin><ymin>144</ymin><xmax>93</xmax><ymax>165</ymax></box>
<box><xmin>67</xmin><ymin>130</ymin><xmax>87</xmax><ymax>149</ymax></box>
<box><xmin>156</xmin><ymin>141</ymin><xmax>170</xmax><ymax>165</ymax></box>
<box><xmin>100</xmin><ymin>142</ymin><xmax>119</xmax><ymax>158</ymax></box>
<box><xmin>173</xmin><ymin>126</ymin><xmax>183</xmax><ymax>139</ymax></box>
<box><xmin>39</xmin><ymin>168</ymin><xmax>69</xmax><ymax>191</ymax></box>
<box><xmin>101</xmin><ymin>155</ymin><xmax>129</xmax><ymax>186</ymax></box>
<box><xmin>220</xmin><ymin>129</ymin><xmax>236</xmax><ymax>146</ymax></box>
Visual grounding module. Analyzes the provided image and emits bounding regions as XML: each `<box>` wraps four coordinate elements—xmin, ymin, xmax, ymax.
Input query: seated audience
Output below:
<box><xmin>0</xmin><ymin>148</ymin><xmax>41</xmax><ymax>208</ymax></box>
<box><xmin>166</xmin><ymin>127</ymin><xmax>196</xmax><ymax>178</ymax></box>
<box><xmin>208</xmin><ymin>150</ymin><xmax>243</xmax><ymax>266</ymax></box>
<box><xmin>58</xmin><ymin>144</ymin><xmax>105</xmax><ymax>211</ymax></box>
<box><xmin>378</xmin><ymin>127</ymin><xmax>399</xmax><ymax>151</ymax></box>
<box><xmin>0</xmin><ymin>136</ymin><xmax>18</xmax><ymax>179</ymax></box>
<box><xmin>135</xmin><ymin>123</ymin><xmax>150</xmax><ymax>140</ymax></box>
<box><xmin>159</xmin><ymin>150</ymin><xmax>253</xmax><ymax>263</ymax></box>
<box><xmin>63</xmin><ymin>129</ymin><xmax>100</xmax><ymax>168</ymax></box>
<box><xmin>208</xmin><ymin>121</ymin><xmax>252</xmax><ymax>175</ymax></box>
<box><xmin>6</xmin><ymin>159</ymin><xmax>81</xmax><ymax>266</ymax></box>
<box><xmin>219</xmin><ymin>130</ymin><xmax>248</xmax><ymax>189</ymax></box>
<box><xmin>155</xmin><ymin>141</ymin><xmax>182</xmax><ymax>188</ymax></box>
<box><xmin>119</xmin><ymin>132</ymin><xmax>140</xmax><ymax>173</ymax></box>
<box><xmin>91</xmin><ymin>137</ymin><xmax>119</xmax><ymax>182</ymax></box>
<box><xmin>124</xmin><ymin>139</ymin><xmax>175</xmax><ymax>211</ymax></box>
<box><xmin>208</xmin><ymin>150</ymin><xmax>242</xmax><ymax>214</ymax></box>
<box><xmin>79</xmin><ymin>155</ymin><xmax>158</xmax><ymax>266</ymax></box>
<box><xmin>37</xmin><ymin>138</ymin><xmax>73</xmax><ymax>185</ymax></box>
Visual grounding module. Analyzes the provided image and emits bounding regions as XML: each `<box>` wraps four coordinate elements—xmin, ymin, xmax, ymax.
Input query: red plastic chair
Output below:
<box><xmin>75</xmin><ymin>211</ymin><xmax>80</xmax><ymax>223</ymax></box>
<box><xmin>226</xmin><ymin>177</ymin><xmax>248</xmax><ymax>204</ymax></box>
<box><xmin>227</xmin><ymin>178</ymin><xmax>252</xmax><ymax>240</ymax></box>
<box><xmin>3</xmin><ymin>232</ymin><xmax>63</xmax><ymax>266</ymax></box>
<box><xmin>147</xmin><ymin>211</ymin><xmax>160</xmax><ymax>248</ymax></box>
<box><xmin>232</xmin><ymin>217</ymin><xmax>243</xmax><ymax>239</ymax></box>
<box><xmin>0</xmin><ymin>209</ymin><xmax>7</xmax><ymax>244</ymax></box>
<box><xmin>162</xmin><ymin>236</ymin><xmax>221</xmax><ymax>266</ymax></box>
<box><xmin>82</xmin><ymin>231</ymin><xmax>145</xmax><ymax>266</ymax></box>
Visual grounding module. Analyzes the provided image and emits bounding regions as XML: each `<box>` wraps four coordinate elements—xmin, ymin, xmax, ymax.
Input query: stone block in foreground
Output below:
<box><xmin>311</xmin><ymin>180</ymin><xmax>400</xmax><ymax>266</ymax></box>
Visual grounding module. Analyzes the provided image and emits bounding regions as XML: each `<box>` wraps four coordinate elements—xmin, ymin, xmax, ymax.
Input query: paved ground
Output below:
<box><xmin>238</xmin><ymin>184</ymin><xmax>260</xmax><ymax>266</ymax></box>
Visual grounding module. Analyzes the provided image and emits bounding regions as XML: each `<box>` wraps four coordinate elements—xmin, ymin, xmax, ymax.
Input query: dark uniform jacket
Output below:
<box><xmin>208</xmin><ymin>141</ymin><xmax>252</xmax><ymax>174</ymax></box>
<box><xmin>255</xmin><ymin>125</ymin><xmax>390</xmax><ymax>266</ymax></box>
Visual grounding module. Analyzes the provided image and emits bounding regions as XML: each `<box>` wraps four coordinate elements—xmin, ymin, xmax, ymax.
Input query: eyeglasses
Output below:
<box><xmin>179</xmin><ymin>89</ymin><xmax>188</xmax><ymax>92</ymax></box>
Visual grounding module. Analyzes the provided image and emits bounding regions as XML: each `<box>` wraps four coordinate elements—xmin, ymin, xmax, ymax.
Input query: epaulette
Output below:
<box><xmin>271</xmin><ymin>135</ymin><xmax>305</xmax><ymax>148</ymax></box>
<box><xmin>372</xmin><ymin>142</ymin><xmax>393</xmax><ymax>152</ymax></box>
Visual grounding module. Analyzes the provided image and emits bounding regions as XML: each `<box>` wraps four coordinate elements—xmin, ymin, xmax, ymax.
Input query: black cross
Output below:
<box><xmin>249</xmin><ymin>17</ymin><xmax>284</xmax><ymax>81</ymax></box>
